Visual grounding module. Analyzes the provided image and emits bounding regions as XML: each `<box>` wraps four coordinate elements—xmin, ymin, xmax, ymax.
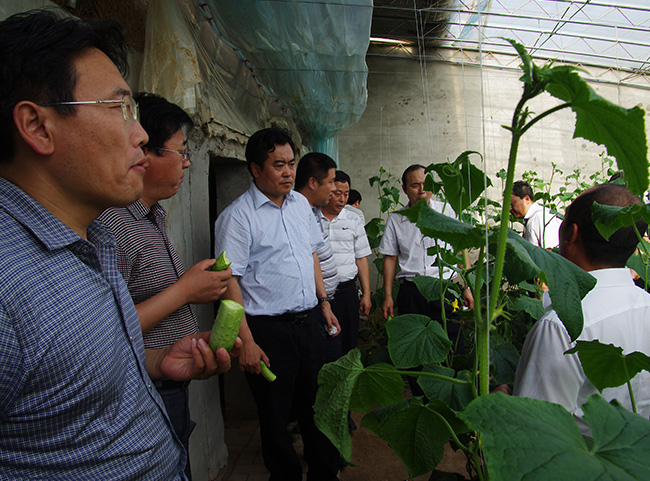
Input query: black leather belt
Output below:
<box><xmin>154</xmin><ymin>379</ymin><xmax>190</xmax><ymax>390</ymax></box>
<box><xmin>337</xmin><ymin>278</ymin><xmax>357</xmax><ymax>290</ymax></box>
<box><xmin>250</xmin><ymin>310</ymin><xmax>310</xmax><ymax>324</ymax></box>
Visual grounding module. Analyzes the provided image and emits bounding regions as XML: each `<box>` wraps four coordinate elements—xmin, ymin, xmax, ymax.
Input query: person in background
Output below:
<box><xmin>514</xmin><ymin>184</ymin><xmax>650</xmax><ymax>435</ymax></box>
<box><xmin>510</xmin><ymin>180</ymin><xmax>562</xmax><ymax>249</ymax></box>
<box><xmin>214</xmin><ymin>128</ymin><xmax>340</xmax><ymax>481</ymax></box>
<box><xmin>320</xmin><ymin>171</ymin><xmax>372</xmax><ymax>357</ymax></box>
<box><xmin>98</xmin><ymin>92</ymin><xmax>232</xmax><ymax>479</ymax></box>
<box><xmin>379</xmin><ymin>165</ymin><xmax>473</xmax><ymax>394</ymax></box>
<box><xmin>345</xmin><ymin>188</ymin><xmax>365</xmax><ymax>225</ymax></box>
<box><xmin>0</xmin><ymin>10</ymin><xmax>234</xmax><ymax>480</ymax></box>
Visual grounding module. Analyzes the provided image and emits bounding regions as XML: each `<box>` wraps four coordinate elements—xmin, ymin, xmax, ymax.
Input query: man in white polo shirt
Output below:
<box><xmin>320</xmin><ymin>171</ymin><xmax>372</xmax><ymax>359</ymax></box>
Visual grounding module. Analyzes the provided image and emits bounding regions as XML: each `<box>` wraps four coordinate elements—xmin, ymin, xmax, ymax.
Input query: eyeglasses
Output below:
<box><xmin>38</xmin><ymin>94</ymin><xmax>139</xmax><ymax>122</ymax></box>
<box><xmin>156</xmin><ymin>147</ymin><xmax>190</xmax><ymax>161</ymax></box>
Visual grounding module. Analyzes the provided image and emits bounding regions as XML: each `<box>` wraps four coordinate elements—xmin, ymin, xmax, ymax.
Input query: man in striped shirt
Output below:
<box><xmin>98</xmin><ymin>93</ymin><xmax>232</xmax><ymax>479</ymax></box>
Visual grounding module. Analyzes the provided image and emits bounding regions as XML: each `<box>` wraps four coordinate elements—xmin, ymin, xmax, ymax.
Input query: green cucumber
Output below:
<box><xmin>260</xmin><ymin>360</ymin><xmax>276</xmax><ymax>382</ymax></box>
<box><xmin>208</xmin><ymin>299</ymin><xmax>244</xmax><ymax>352</ymax></box>
<box><xmin>210</xmin><ymin>250</ymin><xmax>231</xmax><ymax>271</ymax></box>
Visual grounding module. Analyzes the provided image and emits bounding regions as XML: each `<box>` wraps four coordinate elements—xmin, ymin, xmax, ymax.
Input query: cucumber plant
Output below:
<box><xmin>314</xmin><ymin>40</ymin><xmax>650</xmax><ymax>480</ymax></box>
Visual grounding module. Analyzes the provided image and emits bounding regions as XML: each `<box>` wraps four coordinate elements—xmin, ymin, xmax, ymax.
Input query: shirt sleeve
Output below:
<box><xmin>352</xmin><ymin>215</ymin><xmax>372</xmax><ymax>258</ymax></box>
<box><xmin>378</xmin><ymin>213</ymin><xmax>399</xmax><ymax>256</ymax></box>
<box><xmin>513</xmin><ymin>312</ymin><xmax>584</xmax><ymax>414</ymax></box>
<box><xmin>214</xmin><ymin>207</ymin><xmax>251</xmax><ymax>278</ymax></box>
<box><xmin>308</xmin><ymin>206</ymin><xmax>325</xmax><ymax>253</ymax></box>
<box><xmin>0</xmin><ymin>304</ymin><xmax>21</xmax><ymax>422</ymax></box>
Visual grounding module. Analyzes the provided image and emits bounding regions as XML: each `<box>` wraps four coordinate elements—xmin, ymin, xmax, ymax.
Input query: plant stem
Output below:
<box><xmin>485</xmin><ymin>101</ymin><xmax>571</xmax><ymax>396</ymax></box>
<box><xmin>430</xmin><ymin>409</ymin><xmax>470</xmax><ymax>452</ymax></box>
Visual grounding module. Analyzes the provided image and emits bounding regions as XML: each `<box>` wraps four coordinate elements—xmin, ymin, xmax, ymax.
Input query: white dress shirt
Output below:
<box><xmin>214</xmin><ymin>183</ymin><xmax>324</xmax><ymax>316</ymax></box>
<box><xmin>523</xmin><ymin>201</ymin><xmax>562</xmax><ymax>249</ymax></box>
<box><xmin>378</xmin><ymin>199</ymin><xmax>458</xmax><ymax>280</ymax></box>
<box><xmin>319</xmin><ymin>207</ymin><xmax>371</xmax><ymax>283</ymax></box>
<box><xmin>514</xmin><ymin>268</ymin><xmax>650</xmax><ymax>434</ymax></box>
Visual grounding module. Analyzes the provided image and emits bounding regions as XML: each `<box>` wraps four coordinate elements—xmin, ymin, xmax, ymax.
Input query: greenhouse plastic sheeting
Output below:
<box><xmin>201</xmin><ymin>0</ymin><xmax>372</xmax><ymax>155</ymax></box>
<box><xmin>141</xmin><ymin>0</ymin><xmax>281</xmax><ymax>140</ymax></box>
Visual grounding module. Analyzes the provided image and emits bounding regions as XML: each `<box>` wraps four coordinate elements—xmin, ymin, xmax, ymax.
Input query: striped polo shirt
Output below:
<box><xmin>98</xmin><ymin>201</ymin><xmax>199</xmax><ymax>349</ymax></box>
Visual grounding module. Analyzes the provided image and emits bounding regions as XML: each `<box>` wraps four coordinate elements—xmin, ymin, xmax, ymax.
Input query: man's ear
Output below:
<box><xmin>250</xmin><ymin>161</ymin><xmax>262</xmax><ymax>180</ymax></box>
<box><xmin>307</xmin><ymin>176</ymin><xmax>319</xmax><ymax>191</ymax></box>
<box><xmin>13</xmin><ymin>101</ymin><xmax>55</xmax><ymax>156</ymax></box>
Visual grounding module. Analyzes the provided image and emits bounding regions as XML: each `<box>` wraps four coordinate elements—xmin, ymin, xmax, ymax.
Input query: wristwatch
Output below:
<box><xmin>318</xmin><ymin>296</ymin><xmax>334</xmax><ymax>304</ymax></box>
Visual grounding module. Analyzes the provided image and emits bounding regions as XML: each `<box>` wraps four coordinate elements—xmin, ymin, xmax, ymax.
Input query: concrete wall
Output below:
<box><xmin>339</xmin><ymin>50</ymin><xmax>650</xmax><ymax>224</ymax></box>
<box><xmin>162</xmin><ymin>133</ymin><xmax>248</xmax><ymax>480</ymax></box>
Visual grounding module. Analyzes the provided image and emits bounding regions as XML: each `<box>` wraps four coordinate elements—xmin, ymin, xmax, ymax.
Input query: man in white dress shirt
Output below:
<box><xmin>380</xmin><ymin>164</ymin><xmax>473</xmax><ymax>326</ymax></box>
<box><xmin>514</xmin><ymin>183</ymin><xmax>650</xmax><ymax>435</ymax></box>
<box><xmin>510</xmin><ymin>180</ymin><xmax>562</xmax><ymax>249</ymax></box>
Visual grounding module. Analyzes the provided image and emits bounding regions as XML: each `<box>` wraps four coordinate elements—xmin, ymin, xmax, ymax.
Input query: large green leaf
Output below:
<box><xmin>491</xmin><ymin>341</ymin><xmax>520</xmax><ymax>385</ymax></box>
<box><xmin>592</xmin><ymin>202</ymin><xmax>650</xmax><ymax>241</ymax></box>
<box><xmin>412</xmin><ymin>275</ymin><xmax>453</xmax><ymax>303</ymax></box>
<box><xmin>513</xmin><ymin>295</ymin><xmax>545</xmax><ymax>319</ymax></box>
<box><xmin>314</xmin><ymin>349</ymin><xmax>398</xmax><ymax>459</ymax></box>
<box><xmin>544</xmin><ymin>68</ymin><xmax>648</xmax><ymax>195</ymax></box>
<box><xmin>627</xmin><ymin>252</ymin><xmax>649</xmax><ymax>284</ymax></box>
<box><xmin>417</xmin><ymin>365</ymin><xmax>474</xmax><ymax>411</ymax></box>
<box><xmin>460</xmin><ymin>393</ymin><xmax>650</xmax><ymax>480</ymax></box>
<box><xmin>386</xmin><ymin>314</ymin><xmax>452</xmax><ymax>369</ymax></box>
<box><xmin>566</xmin><ymin>340</ymin><xmax>650</xmax><ymax>392</ymax></box>
<box><xmin>349</xmin><ymin>362</ymin><xmax>404</xmax><ymax>412</ymax></box>
<box><xmin>400</xmin><ymin>200</ymin><xmax>485</xmax><ymax>251</ymax></box>
<box><xmin>425</xmin><ymin>151</ymin><xmax>491</xmax><ymax>216</ymax></box>
<box><xmin>362</xmin><ymin>397</ymin><xmax>469</xmax><ymax>479</ymax></box>
<box><xmin>499</xmin><ymin>230</ymin><xmax>596</xmax><ymax>340</ymax></box>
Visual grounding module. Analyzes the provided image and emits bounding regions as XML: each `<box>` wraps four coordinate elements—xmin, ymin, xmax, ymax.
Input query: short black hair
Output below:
<box><xmin>0</xmin><ymin>9</ymin><xmax>128</xmax><ymax>163</ymax></box>
<box><xmin>134</xmin><ymin>92</ymin><xmax>193</xmax><ymax>154</ymax></box>
<box><xmin>245</xmin><ymin>128</ymin><xmax>296</xmax><ymax>177</ymax></box>
<box><xmin>563</xmin><ymin>183</ymin><xmax>646</xmax><ymax>267</ymax></box>
<box><xmin>401</xmin><ymin>164</ymin><xmax>426</xmax><ymax>186</ymax></box>
<box><xmin>512</xmin><ymin>180</ymin><xmax>534</xmax><ymax>201</ymax></box>
<box><xmin>334</xmin><ymin>170</ymin><xmax>351</xmax><ymax>186</ymax></box>
<box><xmin>295</xmin><ymin>152</ymin><xmax>336</xmax><ymax>190</ymax></box>
<box><xmin>348</xmin><ymin>189</ymin><xmax>362</xmax><ymax>205</ymax></box>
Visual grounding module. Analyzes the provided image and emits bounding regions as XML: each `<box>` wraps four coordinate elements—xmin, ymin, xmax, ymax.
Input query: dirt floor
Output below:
<box><xmin>221</xmin><ymin>360</ymin><xmax>470</xmax><ymax>481</ymax></box>
<box><xmin>338</xmin><ymin>412</ymin><xmax>469</xmax><ymax>481</ymax></box>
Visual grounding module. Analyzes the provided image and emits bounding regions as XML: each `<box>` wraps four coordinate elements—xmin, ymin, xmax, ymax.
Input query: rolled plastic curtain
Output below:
<box><xmin>202</xmin><ymin>0</ymin><xmax>372</xmax><ymax>160</ymax></box>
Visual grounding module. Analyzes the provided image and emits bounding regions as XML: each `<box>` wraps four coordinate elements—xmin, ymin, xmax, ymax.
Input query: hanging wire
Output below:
<box><xmin>414</xmin><ymin>0</ymin><xmax>435</xmax><ymax>163</ymax></box>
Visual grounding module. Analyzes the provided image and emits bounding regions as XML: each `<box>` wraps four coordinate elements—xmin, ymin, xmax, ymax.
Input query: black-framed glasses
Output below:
<box><xmin>38</xmin><ymin>94</ymin><xmax>139</xmax><ymax>122</ymax></box>
<box><xmin>156</xmin><ymin>147</ymin><xmax>190</xmax><ymax>162</ymax></box>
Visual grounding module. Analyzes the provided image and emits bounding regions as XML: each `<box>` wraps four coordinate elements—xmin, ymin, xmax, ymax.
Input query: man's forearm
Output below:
<box><xmin>356</xmin><ymin>256</ymin><xmax>371</xmax><ymax>297</ymax></box>
<box><xmin>383</xmin><ymin>255</ymin><xmax>398</xmax><ymax>299</ymax></box>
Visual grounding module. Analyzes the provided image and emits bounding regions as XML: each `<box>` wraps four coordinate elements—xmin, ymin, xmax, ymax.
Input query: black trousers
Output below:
<box><xmin>155</xmin><ymin>382</ymin><xmax>195</xmax><ymax>480</ymax></box>
<box><xmin>331</xmin><ymin>280</ymin><xmax>360</xmax><ymax>356</ymax></box>
<box><xmin>246</xmin><ymin>309</ymin><xmax>340</xmax><ymax>481</ymax></box>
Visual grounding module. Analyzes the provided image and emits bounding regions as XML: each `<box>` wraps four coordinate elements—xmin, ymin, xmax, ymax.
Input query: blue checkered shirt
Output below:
<box><xmin>0</xmin><ymin>178</ymin><xmax>185</xmax><ymax>479</ymax></box>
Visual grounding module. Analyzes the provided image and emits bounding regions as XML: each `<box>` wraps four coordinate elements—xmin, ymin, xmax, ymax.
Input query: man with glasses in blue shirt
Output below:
<box><xmin>98</xmin><ymin>93</ymin><xmax>232</xmax><ymax>479</ymax></box>
<box><xmin>0</xmin><ymin>9</ymin><xmax>235</xmax><ymax>480</ymax></box>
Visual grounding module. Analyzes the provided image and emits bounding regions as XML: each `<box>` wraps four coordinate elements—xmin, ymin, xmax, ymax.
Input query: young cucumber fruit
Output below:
<box><xmin>260</xmin><ymin>360</ymin><xmax>277</xmax><ymax>382</ymax></box>
<box><xmin>211</xmin><ymin>250</ymin><xmax>232</xmax><ymax>271</ymax></box>
<box><xmin>209</xmin><ymin>299</ymin><xmax>244</xmax><ymax>352</ymax></box>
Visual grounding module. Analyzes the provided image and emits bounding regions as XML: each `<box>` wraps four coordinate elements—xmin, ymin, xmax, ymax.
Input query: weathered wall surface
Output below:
<box><xmin>339</xmin><ymin>51</ymin><xmax>650</xmax><ymax>223</ymax></box>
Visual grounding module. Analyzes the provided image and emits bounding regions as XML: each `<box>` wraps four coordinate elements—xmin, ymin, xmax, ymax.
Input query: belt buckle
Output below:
<box><xmin>292</xmin><ymin>312</ymin><xmax>309</xmax><ymax>324</ymax></box>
